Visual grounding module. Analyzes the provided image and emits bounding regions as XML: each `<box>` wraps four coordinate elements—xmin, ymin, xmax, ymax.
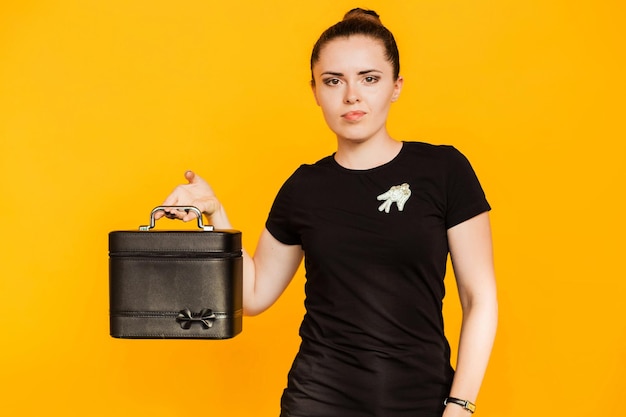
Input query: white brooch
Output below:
<box><xmin>377</xmin><ymin>183</ymin><xmax>411</xmax><ymax>213</ymax></box>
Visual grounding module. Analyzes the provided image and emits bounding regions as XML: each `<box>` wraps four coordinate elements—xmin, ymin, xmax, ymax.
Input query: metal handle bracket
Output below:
<box><xmin>139</xmin><ymin>206</ymin><xmax>214</xmax><ymax>231</ymax></box>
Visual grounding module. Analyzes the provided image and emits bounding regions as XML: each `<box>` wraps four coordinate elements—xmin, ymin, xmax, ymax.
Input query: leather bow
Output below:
<box><xmin>176</xmin><ymin>308</ymin><xmax>216</xmax><ymax>330</ymax></box>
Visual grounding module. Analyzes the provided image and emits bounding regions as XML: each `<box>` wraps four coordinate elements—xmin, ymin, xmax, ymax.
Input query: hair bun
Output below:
<box><xmin>343</xmin><ymin>8</ymin><xmax>382</xmax><ymax>24</ymax></box>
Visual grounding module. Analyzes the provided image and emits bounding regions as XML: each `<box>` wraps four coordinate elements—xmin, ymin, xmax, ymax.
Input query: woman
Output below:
<box><xmin>158</xmin><ymin>8</ymin><xmax>497</xmax><ymax>417</ymax></box>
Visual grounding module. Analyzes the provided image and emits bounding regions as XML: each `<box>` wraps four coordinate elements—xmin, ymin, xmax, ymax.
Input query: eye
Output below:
<box><xmin>363</xmin><ymin>76</ymin><xmax>379</xmax><ymax>84</ymax></box>
<box><xmin>323</xmin><ymin>78</ymin><xmax>342</xmax><ymax>86</ymax></box>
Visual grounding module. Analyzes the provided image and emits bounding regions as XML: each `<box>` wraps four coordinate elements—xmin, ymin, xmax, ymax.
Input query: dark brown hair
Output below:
<box><xmin>310</xmin><ymin>8</ymin><xmax>400</xmax><ymax>84</ymax></box>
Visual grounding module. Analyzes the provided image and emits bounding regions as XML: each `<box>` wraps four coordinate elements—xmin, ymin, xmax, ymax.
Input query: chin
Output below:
<box><xmin>331</xmin><ymin>127</ymin><xmax>370</xmax><ymax>142</ymax></box>
<box><xmin>336</xmin><ymin>134</ymin><xmax>370</xmax><ymax>143</ymax></box>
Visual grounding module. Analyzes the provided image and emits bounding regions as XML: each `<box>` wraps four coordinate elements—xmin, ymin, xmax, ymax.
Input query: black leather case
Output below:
<box><xmin>108</xmin><ymin>207</ymin><xmax>243</xmax><ymax>339</ymax></box>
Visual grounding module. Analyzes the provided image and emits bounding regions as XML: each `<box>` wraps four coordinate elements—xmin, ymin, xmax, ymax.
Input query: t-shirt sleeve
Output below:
<box><xmin>265</xmin><ymin>169</ymin><xmax>302</xmax><ymax>246</ymax></box>
<box><xmin>445</xmin><ymin>147</ymin><xmax>491</xmax><ymax>229</ymax></box>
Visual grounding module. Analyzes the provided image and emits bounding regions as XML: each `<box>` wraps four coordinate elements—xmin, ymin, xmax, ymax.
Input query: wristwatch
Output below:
<box><xmin>443</xmin><ymin>397</ymin><xmax>476</xmax><ymax>414</ymax></box>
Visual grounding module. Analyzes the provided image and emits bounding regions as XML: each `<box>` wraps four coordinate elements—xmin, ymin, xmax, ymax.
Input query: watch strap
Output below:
<box><xmin>444</xmin><ymin>397</ymin><xmax>476</xmax><ymax>413</ymax></box>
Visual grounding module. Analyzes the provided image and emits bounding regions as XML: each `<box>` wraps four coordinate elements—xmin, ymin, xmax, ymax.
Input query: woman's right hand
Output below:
<box><xmin>154</xmin><ymin>170</ymin><xmax>222</xmax><ymax>223</ymax></box>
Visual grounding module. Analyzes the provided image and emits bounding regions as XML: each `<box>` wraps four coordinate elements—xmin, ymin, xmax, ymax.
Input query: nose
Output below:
<box><xmin>344</xmin><ymin>85</ymin><xmax>360</xmax><ymax>104</ymax></box>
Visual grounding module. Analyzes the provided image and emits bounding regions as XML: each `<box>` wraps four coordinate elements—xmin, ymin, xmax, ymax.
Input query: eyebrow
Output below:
<box><xmin>320</xmin><ymin>69</ymin><xmax>383</xmax><ymax>77</ymax></box>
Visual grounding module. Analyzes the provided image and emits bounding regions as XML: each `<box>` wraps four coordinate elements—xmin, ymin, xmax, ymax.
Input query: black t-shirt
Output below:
<box><xmin>266</xmin><ymin>142</ymin><xmax>491</xmax><ymax>417</ymax></box>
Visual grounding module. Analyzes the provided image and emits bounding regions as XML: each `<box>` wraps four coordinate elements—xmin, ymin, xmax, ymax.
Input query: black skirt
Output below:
<box><xmin>279</xmin><ymin>337</ymin><xmax>453</xmax><ymax>417</ymax></box>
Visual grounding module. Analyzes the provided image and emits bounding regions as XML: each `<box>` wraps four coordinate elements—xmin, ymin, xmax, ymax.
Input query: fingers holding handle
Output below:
<box><xmin>154</xmin><ymin>170</ymin><xmax>221</xmax><ymax>222</ymax></box>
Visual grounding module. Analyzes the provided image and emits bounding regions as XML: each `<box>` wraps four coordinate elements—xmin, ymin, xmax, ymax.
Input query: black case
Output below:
<box><xmin>109</xmin><ymin>206</ymin><xmax>243</xmax><ymax>339</ymax></box>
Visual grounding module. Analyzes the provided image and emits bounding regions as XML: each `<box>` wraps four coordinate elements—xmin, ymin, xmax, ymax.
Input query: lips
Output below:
<box><xmin>342</xmin><ymin>111</ymin><xmax>366</xmax><ymax>121</ymax></box>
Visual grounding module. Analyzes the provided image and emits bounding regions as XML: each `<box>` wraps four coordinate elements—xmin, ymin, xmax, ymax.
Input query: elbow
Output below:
<box><xmin>243</xmin><ymin>306</ymin><xmax>263</xmax><ymax>317</ymax></box>
<box><xmin>242</xmin><ymin>298</ymin><xmax>270</xmax><ymax>317</ymax></box>
<box><xmin>461</xmin><ymin>290</ymin><xmax>499</xmax><ymax>323</ymax></box>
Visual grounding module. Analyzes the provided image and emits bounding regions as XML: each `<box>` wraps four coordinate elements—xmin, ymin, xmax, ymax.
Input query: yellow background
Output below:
<box><xmin>1</xmin><ymin>1</ymin><xmax>624</xmax><ymax>415</ymax></box>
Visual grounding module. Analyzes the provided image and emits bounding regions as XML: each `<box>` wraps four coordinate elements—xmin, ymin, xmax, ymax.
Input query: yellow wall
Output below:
<box><xmin>1</xmin><ymin>1</ymin><xmax>624</xmax><ymax>415</ymax></box>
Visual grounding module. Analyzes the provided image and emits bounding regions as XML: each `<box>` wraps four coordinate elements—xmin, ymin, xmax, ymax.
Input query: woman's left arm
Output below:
<box><xmin>443</xmin><ymin>211</ymin><xmax>498</xmax><ymax>416</ymax></box>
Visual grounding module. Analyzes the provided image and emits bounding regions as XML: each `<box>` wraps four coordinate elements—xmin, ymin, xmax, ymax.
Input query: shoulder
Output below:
<box><xmin>402</xmin><ymin>141</ymin><xmax>462</xmax><ymax>158</ymax></box>
<box><xmin>400</xmin><ymin>141</ymin><xmax>469</xmax><ymax>170</ymax></box>
<box><xmin>291</xmin><ymin>154</ymin><xmax>336</xmax><ymax>177</ymax></box>
<box><xmin>278</xmin><ymin>154</ymin><xmax>336</xmax><ymax>189</ymax></box>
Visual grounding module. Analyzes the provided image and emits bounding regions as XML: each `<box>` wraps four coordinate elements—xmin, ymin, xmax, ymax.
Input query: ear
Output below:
<box><xmin>311</xmin><ymin>81</ymin><xmax>320</xmax><ymax>106</ymax></box>
<box><xmin>391</xmin><ymin>76</ymin><xmax>404</xmax><ymax>102</ymax></box>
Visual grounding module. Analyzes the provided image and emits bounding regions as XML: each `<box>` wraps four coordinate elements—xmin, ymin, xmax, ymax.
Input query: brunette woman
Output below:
<box><xmin>159</xmin><ymin>8</ymin><xmax>497</xmax><ymax>417</ymax></box>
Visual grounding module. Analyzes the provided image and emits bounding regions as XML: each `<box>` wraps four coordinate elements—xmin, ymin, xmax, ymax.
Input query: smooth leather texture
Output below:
<box><xmin>109</xmin><ymin>229</ymin><xmax>243</xmax><ymax>339</ymax></box>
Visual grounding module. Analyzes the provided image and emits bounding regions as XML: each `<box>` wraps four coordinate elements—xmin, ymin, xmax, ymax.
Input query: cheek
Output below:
<box><xmin>369</xmin><ymin>92</ymin><xmax>394</xmax><ymax>113</ymax></box>
<box><xmin>317</xmin><ymin>94</ymin><xmax>339</xmax><ymax>115</ymax></box>
<box><xmin>320</xmin><ymin>105</ymin><xmax>338</xmax><ymax>126</ymax></box>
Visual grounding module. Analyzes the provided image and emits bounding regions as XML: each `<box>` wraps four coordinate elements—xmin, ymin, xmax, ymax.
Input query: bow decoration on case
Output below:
<box><xmin>176</xmin><ymin>308</ymin><xmax>217</xmax><ymax>330</ymax></box>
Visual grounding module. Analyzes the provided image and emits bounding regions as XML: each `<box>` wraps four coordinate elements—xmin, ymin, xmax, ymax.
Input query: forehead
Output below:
<box><xmin>313</xmin><ymin>35</ymin><xmax>389</xmax><ymax>73</ymax></box>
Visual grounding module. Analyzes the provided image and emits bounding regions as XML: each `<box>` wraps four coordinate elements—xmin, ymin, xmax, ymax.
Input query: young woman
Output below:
<box><xmin>158</xmin><ymin>8</ymin><xmax>497</xmax><ymax>417</ymax></box>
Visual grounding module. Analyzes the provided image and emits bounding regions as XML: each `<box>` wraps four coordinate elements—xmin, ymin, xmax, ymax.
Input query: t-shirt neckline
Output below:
<box><xmin>331</xmin><ymin>141</ymin><xmax>406</xmax><ymax>174</ymax></box>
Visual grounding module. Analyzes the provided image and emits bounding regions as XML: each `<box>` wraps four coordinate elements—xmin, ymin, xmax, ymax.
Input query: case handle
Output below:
<box><xmin>139</xmin><ymin>206</ymin><xmax>214</xmax><ymax>231</ymax></box>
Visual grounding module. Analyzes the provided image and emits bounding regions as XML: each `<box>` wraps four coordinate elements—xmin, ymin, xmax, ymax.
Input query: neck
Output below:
<box><xmin>334</xmin><ymin>135</ymin><xmax>402</xmax><ymax>170</ymax></box>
